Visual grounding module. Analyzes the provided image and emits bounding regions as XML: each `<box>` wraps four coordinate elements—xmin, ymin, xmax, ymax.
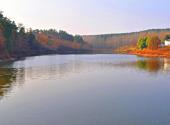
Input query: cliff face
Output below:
<box><xmin>83</xmin><ymin>29</ymin><xmax>170</xmax><ymax>51</ymax></box>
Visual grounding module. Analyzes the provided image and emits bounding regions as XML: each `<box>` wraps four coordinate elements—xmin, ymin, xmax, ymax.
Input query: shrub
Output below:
<box><xmin>137</xmin><ymin>37</ymin><xmax>148</xmax><ymax>50</ymax></box>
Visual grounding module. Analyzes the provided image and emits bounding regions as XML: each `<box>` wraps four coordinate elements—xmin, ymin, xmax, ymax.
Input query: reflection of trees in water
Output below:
<box><xmin>136</xmin><ymin>59</ymin><xmax>162</xmax><ymax>73</ymax></box>
<box><xmin>0</xmin><ymin>61</ymin><xmax>100</xmax><ymax>99</ymax></box>
<box><xmin>104</xmin><ymin>58</ymin><xmax>169</xmax><ymax>74</ymax></box>
<box><xmin>23</xmin><ymin>58</ymin><xmax>167</xmax><ymax>81</ymax></box>
<box><xmin>0</xmin><ymin>56</ymin><xmax>169</xmax><ymax>99</ymax></box>
<box><xmin>0</xmin><ymin>68</ymin><xmax>24</xmax><ymax>100</ymax></box>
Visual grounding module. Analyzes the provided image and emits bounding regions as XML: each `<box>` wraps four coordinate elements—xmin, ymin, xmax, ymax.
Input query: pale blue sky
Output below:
<box><xmin>0</xmin><ymin>0</ymin><xmax>170</xmax><ymax>35</ymax></box>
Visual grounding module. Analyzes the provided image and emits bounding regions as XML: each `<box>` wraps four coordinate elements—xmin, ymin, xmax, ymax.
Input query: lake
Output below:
<box><xmin>0</xmin><ymin>54</ymin><xmax>170</xmax><ymax>125</ymax></box>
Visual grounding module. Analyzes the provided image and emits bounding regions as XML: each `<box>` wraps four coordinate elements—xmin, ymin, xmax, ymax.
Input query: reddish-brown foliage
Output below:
<box><xmin>83</xmin><ymin>30</ymin><xmax>170</xmax><ymax>51</ymax></box>
<box><xmin>35</xmin><ymin>33</ymin><xmax>86</xmax><ymax>50</ymax></box>
<box><xmin>147</xmin><ymin>36</ymin><xmax>161</xmax><ymax>50</ymax></box>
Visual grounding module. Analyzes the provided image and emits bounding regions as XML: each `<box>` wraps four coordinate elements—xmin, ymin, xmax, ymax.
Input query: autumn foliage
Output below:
<box><xmin>36</xmin><ymin>32</ymin><xmax>90</xmax><ymax>50</ymax></box>
<box><xmin>147</xmin><ymin>36</ymin><xmax>161</xmax><ymax>50</ymax></box>
<box><xmin>137</xmin><ymin>35</ymin><xmax>161</xmax><ymax>50</ymax></box>
<box><xmin>83</xmin><ymin>29</ymin><xmax>170</xmax><ymax>51</ymax></box>
<box><xmin>0</xmin><ymin>12</ymin><xmax>91</xmax><ymax>59</ymax></box>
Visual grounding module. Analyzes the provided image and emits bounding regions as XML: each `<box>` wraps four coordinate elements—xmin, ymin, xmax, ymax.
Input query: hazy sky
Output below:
<box><xmin>0</xmin><ymin>0</ymin><xmax>170</xmax><ymax>35</ymax></box>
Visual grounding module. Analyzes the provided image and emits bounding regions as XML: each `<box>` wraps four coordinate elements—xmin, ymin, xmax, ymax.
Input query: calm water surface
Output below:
<box><xmin>0</xmin><ymin>54</ymin><xmax>170</xmax><ymax>125</ymax></box>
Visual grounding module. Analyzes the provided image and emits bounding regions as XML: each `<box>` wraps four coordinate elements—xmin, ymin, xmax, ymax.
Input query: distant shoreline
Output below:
<box><xmin>0</xmin><ymin>50</ymin><xmax>92</xmax><ymax>63</ymax></box>
<box><xmin>1</xmin><ymin>47</ymin><xmax>170</xmax><ymax>64</ymax></box>
<box><xmin>115</xmin><ymin>46</ymin><xmax>170</xmax><ymax>58</ymax></box>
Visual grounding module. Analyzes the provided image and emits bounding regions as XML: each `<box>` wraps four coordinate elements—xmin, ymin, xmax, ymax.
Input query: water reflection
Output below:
<box><xmin>111</xmin><ymin>58</ymin><xmax>170</xmax><ymax>74</ymax></box>
<box><xmin>136</xmin><ymin>59</ymin><xmax>163</xmax><ymax>73</ymax></box>
<box><xmin>0</xmin><ymin>68</ymin><xmax>16</xmax><ymax>97</ymax></box>
<box><xmin>0</xmin><ymin>68</ymin><xmax>24</xmax><ymax>100</ymax></box>
<box><xmin>0</xmin><ymin>55</ymin><xmax>170</xmax><ymax>100</ymax></box>
<box><xmin>163</xmin><ymin>58</ymin><xmax>170</xmax><ymax>71</ymax></box>
<box><xmin>136</xmin><ymin>58</ymin><xmax>170</xmax><ymax>73</ymax></box>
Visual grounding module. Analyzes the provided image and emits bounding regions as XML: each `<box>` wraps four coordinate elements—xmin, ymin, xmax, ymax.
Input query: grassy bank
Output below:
<box><xmin>115</xmin><ymin>46</ymin><xmax>170</xmax><ymax>58</ymax></box>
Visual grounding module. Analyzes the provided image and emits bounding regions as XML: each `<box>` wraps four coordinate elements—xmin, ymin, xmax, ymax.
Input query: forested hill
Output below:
<box><xmin>0</xmin><ymin>12</ymin><xmax>91</xmax><ymax>60</ymax></box>
<box><xmin>33</xmin><ymin>29</ymin><xmax>91</xmax><ymax>53</ymax></box>
<box><xmin>83</xmin><ymin>29</ymin><xmax>170</xmax><ymax>51</ymax></box>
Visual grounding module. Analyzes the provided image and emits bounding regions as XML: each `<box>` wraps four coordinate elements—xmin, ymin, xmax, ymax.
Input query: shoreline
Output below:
<box><xmin>0</xmin><ymin>50</ymin><xmax>92</xmax><ymax>64</ymax></box>
<box><xmin>115</xmin><ymin>46</ymin><xmax>170</xmax><ymax>58</ymax></box>
<box><xmin>1</xmin><ymin>47</ymin><xmax>170</xmax><ymax>64</ymax></box>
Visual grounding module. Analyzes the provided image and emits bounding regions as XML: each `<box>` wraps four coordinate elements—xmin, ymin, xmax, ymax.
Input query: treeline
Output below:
<box><xmin>0</xmin><ymin>12</ymin><xmax>90</xmax><ymax>59</ymax></box>
<box><xmin>33</xmin><ymin>29</ymin><xmax>84</xmax><ymax>43</ymax></box>
<box><xmin>83</xmin><ymin>29</ymin><xmax>170</xmax><ymax>51</ymax></box>
<box><xmin>0</xmin><ymin>11</ymin><xmax>46</xmax><ymax>58</ymax></box>
<box><xmin>137</xmin><ymin>34</ymin><xmax>170</xmax><ymax>50</ymax></box>
<box><xmin>137</xmin><ymin>36</ymin><xmax>161</xmax><ymax>50</ymax></box>
<box><xmin>34</xmin><ymin>30</ymin><xmax>91</xmax><ymax>51</ymax></box>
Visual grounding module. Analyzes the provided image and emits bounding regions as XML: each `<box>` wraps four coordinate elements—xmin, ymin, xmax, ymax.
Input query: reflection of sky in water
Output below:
<box><xmin>0</xmin><ymin>54</ymin><xmax>170</xmax><ymax>125</ymax></box>
<box><xmin>0</xmin><ymin>54</ymin><xmax>170</xmax><ymax>99</ymax></box>
<box><xmin>10</xmin><ymin>55</ymin><xmax>170</xmax><ymax>79</ymax></box>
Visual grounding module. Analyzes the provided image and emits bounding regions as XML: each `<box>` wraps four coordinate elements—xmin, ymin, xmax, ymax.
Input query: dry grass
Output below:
<box><xmin>116</xmin><ymin>46</ymin><xmax>170</xmax><ymax>58</ymax></box>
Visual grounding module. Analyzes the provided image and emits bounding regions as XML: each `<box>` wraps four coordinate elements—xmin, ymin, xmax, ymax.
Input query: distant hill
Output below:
<box><xmin>83</xmin><ymin>29</ymin><xmax>170</xmax><ymax>52</ymax></box>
